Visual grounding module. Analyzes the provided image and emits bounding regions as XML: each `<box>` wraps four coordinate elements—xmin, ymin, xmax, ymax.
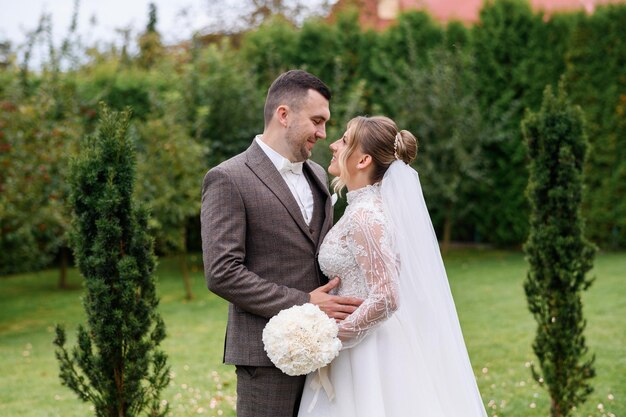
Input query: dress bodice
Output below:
<box><xmin>318</xmin><ymin>183</ymin><xmax>400</xmax><ymax>348</ymax></box>
<box><xmin>301</xmin><ymin>166</ymin><xmax>489</xmax><ymax>417</ymax></box>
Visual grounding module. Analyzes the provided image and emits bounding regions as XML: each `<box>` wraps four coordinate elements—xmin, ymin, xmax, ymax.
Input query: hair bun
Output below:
<box><xmin>395</xmin><ymin>130</ymin><xmax>418</xmax><ymax>164</ymax></box>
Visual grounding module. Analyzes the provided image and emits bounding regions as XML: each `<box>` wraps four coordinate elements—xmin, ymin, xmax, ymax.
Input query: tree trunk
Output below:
<box><xmin>58</xmin><ymin>247</ymin><xmax>68</xmax><ymax>289</ymax></box>
<box><xmin>551</xmin><ymin>398</ymin><xmax>563</xmax><ymax>417</ymax></box>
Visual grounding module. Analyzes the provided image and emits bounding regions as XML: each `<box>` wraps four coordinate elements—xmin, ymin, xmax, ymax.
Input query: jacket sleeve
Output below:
<box><xmin>201</xmin><ymin>166</ymin><xmax>310</xmax><ymax>318</ymax></box>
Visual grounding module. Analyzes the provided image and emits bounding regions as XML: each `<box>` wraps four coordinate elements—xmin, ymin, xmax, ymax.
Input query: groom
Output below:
<box><xmin>201</xmin><ymin>70</ymin><xmax>362</xmax><ymax>417</ymax></box>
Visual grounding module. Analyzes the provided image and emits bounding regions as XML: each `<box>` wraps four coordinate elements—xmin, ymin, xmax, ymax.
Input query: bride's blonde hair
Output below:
<box><xmin>332</xmin><ymin>116</ymin><xmax>417</xmax><ymax>195</ymax></box>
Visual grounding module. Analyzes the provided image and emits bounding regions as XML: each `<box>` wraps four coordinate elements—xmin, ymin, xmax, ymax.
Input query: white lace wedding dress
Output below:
<box><xmin>298</xmin><ymin>175</ymin><xmax>487</xmax><ymax>417</ymax></box>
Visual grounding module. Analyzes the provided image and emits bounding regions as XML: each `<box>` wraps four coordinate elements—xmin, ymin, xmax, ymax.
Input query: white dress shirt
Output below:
<box><xmin>255</xmin><ymin>136</ymin><xmax>314</xmax><ymax>225</ymax></box>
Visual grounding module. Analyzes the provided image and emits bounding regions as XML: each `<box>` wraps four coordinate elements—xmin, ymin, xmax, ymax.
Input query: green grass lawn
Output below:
<box><xmin>0</xmin><ymin>250</ymin><xmax>623</xmax><ymax>417</ymax></box>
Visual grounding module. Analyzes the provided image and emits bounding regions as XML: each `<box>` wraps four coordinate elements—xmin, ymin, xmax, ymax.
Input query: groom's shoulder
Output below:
<box><xmin>201</xmin><ymin>151</ymin><xmax>250</xmax><ymax>192</ymax></box>
<box><xmin>214</xmin><ymin>152</ymin><xmax>247</xmax><ymax>172</ymax></box>
<box><xmin>205</xmin><ymin>147</ymin><xmax>251</xmax><ymax>176</ymax></box>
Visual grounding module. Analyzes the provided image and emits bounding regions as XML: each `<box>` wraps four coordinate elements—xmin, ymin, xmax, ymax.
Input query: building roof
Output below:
<box><xmin>330</xmin><ymin>0</ymin><xmax>625</xmax><ymax>29</ymax></box>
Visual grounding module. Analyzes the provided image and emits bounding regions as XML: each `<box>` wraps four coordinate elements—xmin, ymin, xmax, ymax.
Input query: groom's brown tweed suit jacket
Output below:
<box><xmin>201</xmin><ymin>140</ymin><xmax>333</xmax><ymax>367</ymax></box>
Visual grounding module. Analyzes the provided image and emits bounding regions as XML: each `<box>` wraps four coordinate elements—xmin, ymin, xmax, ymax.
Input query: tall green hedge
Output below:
<box><xmin>565</xmin><ymin>4</ymin><xmax>626</xmax><ymax>248</ymax></box>
<box><xmin>2</xmin><ymin>0</ymin><xmax>626</xmax><ymax>276</ymax></box>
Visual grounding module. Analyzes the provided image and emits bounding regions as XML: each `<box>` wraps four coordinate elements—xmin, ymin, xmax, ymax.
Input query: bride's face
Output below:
<box><xmin>329</xmin><ymin>127</ymin><xmax>366</xmax><ymax>186</ymax></box>
<box><xmin>328</xmin><ymin>130</ymin><xmax>349</xmax><ymax>177</ymax></box>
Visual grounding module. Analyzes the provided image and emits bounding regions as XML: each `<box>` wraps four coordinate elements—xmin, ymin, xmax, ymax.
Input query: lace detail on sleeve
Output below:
<box><xmin>337</xmin><ymin>206</ymin><xmax>400</xmax><ymax>349</ymax></box>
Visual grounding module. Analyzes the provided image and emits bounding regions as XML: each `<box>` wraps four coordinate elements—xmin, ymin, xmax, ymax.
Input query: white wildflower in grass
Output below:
<box><xmin>263</xmin><ymin>303</ymin><xmax>342</xmax><ymax>376</ymax></box>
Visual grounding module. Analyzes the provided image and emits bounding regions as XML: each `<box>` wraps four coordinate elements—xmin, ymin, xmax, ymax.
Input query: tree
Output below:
<box><xmin>203</xmin><ymin>0</ymin><xmax>335</xmax><ymax>33</ymax></box>
<box><xmin>240</xmin><ymin>15</ymin><xmax>299</xmax><ymax>88</ymax></box>
<box><xmin>0</xmin><ymin>2</ymin><xmax>84</xmax><ymax>281</ymax></box>
<box><xmin>190</xmin><ymin>43</ymin><xmax>264</xmax><ymax>168</ymax></box>
<box><xmin>522</xmin><ymin>83</ymin><xmax>596</xmax><ymax>417</ymax></box>
<box><xmin>373</xmin><ymin>10</ymin><xmax>444</xmax><ymax>112</ymax></box>
<box><xmin>565</xmin><ymin>4</ymin><xmax>626</xmax><ymax>248</ymax></box>
<box><xmin>383</xmin><ymin>47</ymin><xmax>488</xmax><ymax>250</ymax></box>
<box><xmin>134</xmin><ymin>113</ymin><xmax>207</xmax><ymax>300</ymax></box>
<box><xmin>0</xmin><ymin>78</ymin><xmax>81</xmax><ymax>280</ymax></box>
<box><xmin>471</xmin><ymin>0</ymin><xmax>539</xmax><ymax>245</ymax></box>
<box><xmin>54</xmin><ymin>106</ymin><xmax>170</xmax><ymax>417</ymax></box>
<box><xmin>138</xmin><ymin>3</ymin><xmax>164</xmax><ymax>69</ymax></box>
<box><xmin>0</xmin><ymin>40</ymin><xmax>12</xmax><ymax>69</ymax></box>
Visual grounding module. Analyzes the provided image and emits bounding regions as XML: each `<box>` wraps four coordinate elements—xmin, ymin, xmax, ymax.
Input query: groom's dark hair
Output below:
<box><xmin>264</xmin><ymin>70</ymin><xmax>331</xmax><ymax>127</ymax></box>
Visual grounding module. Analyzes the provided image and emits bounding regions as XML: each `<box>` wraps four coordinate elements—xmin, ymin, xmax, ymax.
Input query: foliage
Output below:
<box><xmin>295</xmin><ymin>17</ymin><xmax>341</xmax><ymax>87</ymax></box>
<box><xmin>0</xmin><ymin>74</ymin><xmax>81</xmax><ymax>275</ymax></box>
<box><xmin>0</xmin><ymin>3</ymin><xmax>93</xmax><ymax>278</ymax></box>
<box><xmin>522</xmin><ymin>84</ymin><xmax>596</xmax><ymax>417</ymax></box>
<box><xmin>469</xmin><ymin>0</ymin><xmax>577</xmax><ymax>245</ymax></box>
<box><xmin>137</xmin><ymin>3</ymin><xmax>164</xmax><ymax>70</ymax></box>
<box><xmin>377</xmin><ymin>10</ymin><xmax>444</xmax><ymax>68</ymax></box>
<box><xmin>372</xmin><ymin>10</ymin><xmax>444</xmax><ymax>112</ymax></box>
<box><xmin>189</xmin><ymin>43</ymin><xmax>264</xmax><ymax>168</ymax></box>
<box><xmin>564</xmin><ymin>4</ymin><xmax>626</xmax><ymax>248</ymax></box>
<box><xmin>383</xmin><ymin>47</ymin><xmax>488</xmax><ymax>247</ymax></box>
<box><xmin>204</xmin><ymin>0</ymin><xmax>335</xmax><ymax>33</ymax></box>
<box><xmin>134</xmin><ymin>112</ymin><xmax>207</xmax><ymax>254</ymax></box>
<box><xmin>444</xmin><ymin>20</ymin><xmax>470</xmax><ymax>50</ymax></box>
<box><xmin>294</xmin><ymin>12</ymin><xmax>377</xmax><ymax>99</ymax></box>
<box><xmin>470</xmin><ymin>0</ymin><xmax>538</xmax><ymax>245</ymax></box>
<box><xmin>54</xmin><ymin>106</ymin><xmax>170</xmax><ymax>417</ymax></box>
<box><xmin>131</xmin><ymin>76</ymin><xmax>208</xmax><ymax>300</ymax></box>
<box><xmin>3</xmin><ymin>0</ymin><xmax>626</xmax><ymax>277</ymax></box>
<box><xmin>79</xmin><ymin>64</ymin><xmax>155</xmax><ymax>121</ymax></box>
<box><xmin>240</xmin><ymin>16</ymin><xmax>299</xmax><ymax>88</ymax></box>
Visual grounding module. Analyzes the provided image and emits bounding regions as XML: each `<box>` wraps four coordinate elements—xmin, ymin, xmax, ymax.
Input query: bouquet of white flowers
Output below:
<box><xmin>262</xmin><ymin>303</ymin><xmax>342</xmax><ymax>376</ymax></box>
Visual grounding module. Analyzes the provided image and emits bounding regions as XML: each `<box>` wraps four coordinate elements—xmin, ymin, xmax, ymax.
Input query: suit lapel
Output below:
<box><xmin>244</xmin><ymin>141</ymin><xmax>315</xmax><ymax>243</ymax></box>
<box><xmin>303</xmin><ymin>161</ymin><xmax>333</xmax><ymax>245</ymax></box>
<box><xmin>303</xmin><ymin>161</ymin><xmax>331</xmax><ymax>199</ymax></box>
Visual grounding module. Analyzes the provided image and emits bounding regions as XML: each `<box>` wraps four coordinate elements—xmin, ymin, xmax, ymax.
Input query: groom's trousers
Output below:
<box><xmin>235</xmin><ymin>365</ymin><xmax>306</xmax><ymax>417</ymax></box>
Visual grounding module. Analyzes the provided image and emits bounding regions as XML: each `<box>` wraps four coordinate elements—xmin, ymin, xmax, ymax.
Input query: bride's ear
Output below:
<box><xmin>356</xmin><ymin>154</ymin><xmax>373</xmax><ymax>170</ymax></box>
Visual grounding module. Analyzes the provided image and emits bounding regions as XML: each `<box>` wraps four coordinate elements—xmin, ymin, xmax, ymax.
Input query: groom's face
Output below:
<box><xmin>284</xmin><ymin>89</ymin><xmax>330</xmax><ymax>162</ymax></box>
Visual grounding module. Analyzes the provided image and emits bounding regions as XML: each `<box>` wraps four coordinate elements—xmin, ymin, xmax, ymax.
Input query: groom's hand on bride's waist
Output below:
<box><xmin>309</xmin><ymin>277</ymin><xmax>363</xmax><ymax>322</ymax></box>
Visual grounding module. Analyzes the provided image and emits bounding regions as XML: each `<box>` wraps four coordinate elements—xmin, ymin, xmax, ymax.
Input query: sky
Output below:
<box><xmin>0</xmin><ymin>0</ymin><xmax>334</xmax><ymax>47</ymax></box>
<box><xmin>0</xmin><ymin>0</ymin><xmax>333</xmax><ymax>67</ymax></box>
<box><xmin>0</xmin><ymin>0</ymin><xmax>216</xmax><ymax>48</ymax></box>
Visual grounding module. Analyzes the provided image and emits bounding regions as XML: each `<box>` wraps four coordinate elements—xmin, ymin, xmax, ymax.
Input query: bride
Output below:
<box><xmin>298</xmin><ymin>116</ymin><xmax>488</xmax><ymax>417</ymax></box>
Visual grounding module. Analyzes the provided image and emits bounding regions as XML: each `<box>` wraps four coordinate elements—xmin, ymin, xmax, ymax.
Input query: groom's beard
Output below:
<box><xmin>285</xmin><ymin>126</ymin><xmax>313</xmax><ymax>162</ymax></box>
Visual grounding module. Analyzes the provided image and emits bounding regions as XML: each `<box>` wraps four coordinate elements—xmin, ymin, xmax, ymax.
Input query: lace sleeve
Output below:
<box><xmin>338</xmin><ymin>207</ymin><xmax>400</xmax><ymax>349</ymax></box>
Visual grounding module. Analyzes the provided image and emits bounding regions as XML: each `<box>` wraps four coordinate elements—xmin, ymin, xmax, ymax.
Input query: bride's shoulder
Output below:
<box><xmin>348</xmin><ymin>195</ymin><xmax>387</xmax><ymax>226</ymax></box>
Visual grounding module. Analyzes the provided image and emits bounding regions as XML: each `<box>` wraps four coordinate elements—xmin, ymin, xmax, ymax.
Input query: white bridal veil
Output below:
<box><xmin>381</xmin><ymin>161</ymin><xmax>487</xmax><ymax>416</ymax></box>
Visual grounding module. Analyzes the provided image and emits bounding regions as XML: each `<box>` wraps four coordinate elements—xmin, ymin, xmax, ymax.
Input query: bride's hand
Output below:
<box><xmin>309</xmin><ymin>277</ymin><xmax>363</xmax><ymax>321</ymax></box>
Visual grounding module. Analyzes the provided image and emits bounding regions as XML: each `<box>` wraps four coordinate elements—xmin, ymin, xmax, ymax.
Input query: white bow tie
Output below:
<box><xmin>280</xmin><ymin>159</ymin><xmax>304</xmax><ymax>175</ymax></box>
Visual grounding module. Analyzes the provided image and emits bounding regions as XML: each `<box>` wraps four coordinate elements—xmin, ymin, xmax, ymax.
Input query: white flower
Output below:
<box><xmin>263</xmin><ymin>303</ymin><xmax>342</xmax><ymax>376</ymax></box>
<box><xmin>331</xmin><ymin>193</ymin><xmax>338</xmax><ymax>206</ymax></box>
